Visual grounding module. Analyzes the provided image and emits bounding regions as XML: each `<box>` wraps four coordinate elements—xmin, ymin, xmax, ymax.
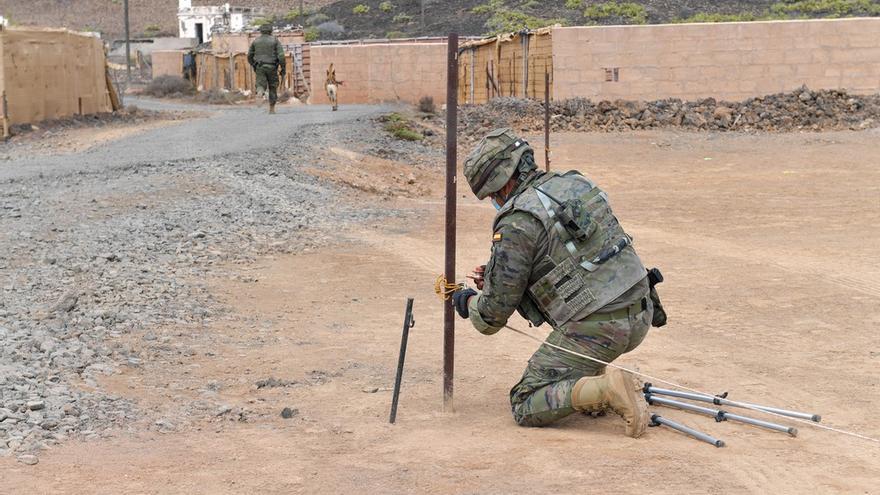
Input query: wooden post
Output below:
<box><xmin>1</xmin><ymin>91</ymin><xmax>9</xmax><ymax>141</ymax></box>
<box><xmin>444</xmin><ymin>33</ymin><xmax>459</xmax><ymax>412</ymax></box>
<box><xmin>229</xmin><ymin>51</ymin><xmax>235</xmax><ymax>91</ymax></box>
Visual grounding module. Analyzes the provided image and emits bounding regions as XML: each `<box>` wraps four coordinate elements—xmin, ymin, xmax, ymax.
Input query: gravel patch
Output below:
<box><xmin>0</xmin><ymin>108</ymin><xmax>415</xmax><ymax>457</ymax></box>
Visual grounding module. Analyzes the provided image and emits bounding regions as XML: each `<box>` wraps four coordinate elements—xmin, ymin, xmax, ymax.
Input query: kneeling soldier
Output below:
<box><xmin>452</xmin><ymin>128</ymin><xmax>653</xmax><ymax>437</ymax></box>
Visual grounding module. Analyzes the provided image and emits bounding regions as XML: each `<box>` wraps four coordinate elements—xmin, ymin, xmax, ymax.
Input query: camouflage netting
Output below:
<box><xmin>458</xmin><ymin>86</ymin><xmax>880</xmax><ymax>139</ymax></box>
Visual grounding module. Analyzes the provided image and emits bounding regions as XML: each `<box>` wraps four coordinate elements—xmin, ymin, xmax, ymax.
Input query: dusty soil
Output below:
<box><xmin>2</xmin><ymin>127</ymin><xmax>879</xmax><ymax>494</ymax></box>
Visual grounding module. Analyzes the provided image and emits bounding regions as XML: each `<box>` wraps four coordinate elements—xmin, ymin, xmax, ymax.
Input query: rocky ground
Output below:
<box><xmin>458</xmin><ymin>87</ymin><xmax>880</xmax><ymax>142</ymax></box>
<box><xmin>0</xmin><ymin>101</ymin><xmax>439</xmax><ymax>464</ymax></box>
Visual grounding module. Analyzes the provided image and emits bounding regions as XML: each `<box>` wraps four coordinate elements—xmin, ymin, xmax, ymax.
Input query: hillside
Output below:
<box><xmin>1</xmin><ymin>0</ymin><xmax>878</xmax><ymax>40</ymax></box>
<box><xmin>0</xmin><ymin>0</ymin><xmax>334</xmax><ymax>38</ymax></box>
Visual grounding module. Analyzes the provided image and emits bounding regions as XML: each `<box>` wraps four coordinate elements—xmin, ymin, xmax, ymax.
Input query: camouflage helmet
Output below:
<box><xmin>259</xmin><ymin>23</ymin><xmax>273</xmax><ymax>34</ymax></box>
<box><xmin>464</xmin><ymin>128</ymin><xmax>533</xmax><ymax>199</ymax></box>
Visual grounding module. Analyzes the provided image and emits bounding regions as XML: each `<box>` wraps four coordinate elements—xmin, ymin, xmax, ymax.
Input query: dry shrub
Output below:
<box><xmin>144</xmin><ymin>76</ymin><xmax>194</xmax><ymax>98</ymax></box>
<box><xmin>194</xmin><ymin>89</ymin><xmax>246</xmax><ymax>105</ymax></box>
<box><xmin>417</xmin><ymin>96</ymin><xmax>436</xmax><ymax>114</ymax></box>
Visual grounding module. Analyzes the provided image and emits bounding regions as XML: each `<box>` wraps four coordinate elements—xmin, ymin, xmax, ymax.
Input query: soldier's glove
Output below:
<box><xmin>452</xmin><ymin>288</ymin><xmax>478</xmax><ymax>319</ymax></box>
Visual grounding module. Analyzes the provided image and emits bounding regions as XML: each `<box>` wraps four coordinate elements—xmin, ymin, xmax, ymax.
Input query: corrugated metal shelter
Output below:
<box><xmin>0</xmin><ymin>26</ymin><xmax>114</xmax><ymax>130</ymax></box>
<box><xmin>459</xmin><ymin>27</ymin><xmax>555</xmax><ymax>105</ymax></box>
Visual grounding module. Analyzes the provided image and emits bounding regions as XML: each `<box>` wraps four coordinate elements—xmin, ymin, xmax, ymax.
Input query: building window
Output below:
<box><xmin>604</xmin><ymin>67</ymin><xmax>620</xmax><ymax>82</ymax></box>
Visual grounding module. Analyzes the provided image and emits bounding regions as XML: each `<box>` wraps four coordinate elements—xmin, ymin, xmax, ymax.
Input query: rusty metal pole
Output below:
<box><xmin>443</xmin><ymin>33</ymin><xmax>459</xmax><ymax>412</ymax></box>
<box><xmin>544</xmin><ymin>71</ymin><xmax>551</xmax><ymax>171</ymax></box>
<box><xmin>124</xmin><ymin>0</ymin><xmax>131</xmax><ymax>82</ymax></box>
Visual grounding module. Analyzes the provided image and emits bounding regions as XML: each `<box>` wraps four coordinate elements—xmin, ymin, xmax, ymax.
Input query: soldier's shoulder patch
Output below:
<box><xmin>492</xmin><ymin>233</ymin><xmax>503</xmax><ymax>243</ymax></box>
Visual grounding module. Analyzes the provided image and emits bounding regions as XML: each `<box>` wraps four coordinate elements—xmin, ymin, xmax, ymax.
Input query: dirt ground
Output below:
<box><xmin>0</xmin><ymin>111</ymin><xmax>196</xmax><ymax>160</ymax></box>
<box><xmin>2</xmin><ymin>127</ymin><xmax>879</xmax><ymax>494</ymax></box>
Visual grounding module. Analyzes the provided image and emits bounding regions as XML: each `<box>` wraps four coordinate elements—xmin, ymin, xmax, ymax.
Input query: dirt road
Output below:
<box><xmin>0</xmin><ymin>98</ymin><xmax>393</xmax><ymax>181</ymax></box>
<box><xmin>1</xmin><ymin>108</ymin><xmax>878</xmax><ymax>493</ymax></box>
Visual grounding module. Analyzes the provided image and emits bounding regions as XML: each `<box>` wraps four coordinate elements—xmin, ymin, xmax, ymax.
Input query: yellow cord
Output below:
<box><xmin>434</xmin><ymin>275</ymin><xmax>464</xmax><ymax>301</ymax></box>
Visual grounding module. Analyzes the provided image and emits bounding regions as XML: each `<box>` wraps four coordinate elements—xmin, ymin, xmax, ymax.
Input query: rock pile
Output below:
<box><xmin>458</xmin><ymin>87</ymin><xmax>880</xmax><ymax>138</ymax></box>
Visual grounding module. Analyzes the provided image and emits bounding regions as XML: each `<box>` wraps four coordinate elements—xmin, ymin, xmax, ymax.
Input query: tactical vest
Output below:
<box><xmin>495</xmin><ymin>171</ymin><xmax>646</xmax><ymax>327</ymax></box>
<box><xmin>251</xmin><ymin>35</ymin><xmax>281</xmax><ymax>65</ymax></box>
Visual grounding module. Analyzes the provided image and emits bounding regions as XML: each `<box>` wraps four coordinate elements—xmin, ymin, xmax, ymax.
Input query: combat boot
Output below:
<box><xmin>571</xmin><ymin>368</ymin><xmax>648</xmax><ymax>438</ymax></box>
<box><xmin>269</xmin><ymin>103</ymin><xmax>276</xmax><ymax>114</ymax></box>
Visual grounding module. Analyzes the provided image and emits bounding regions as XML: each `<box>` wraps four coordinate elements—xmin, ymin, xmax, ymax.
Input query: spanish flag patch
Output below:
<box><xmin>492</xmin><ymin>233</ymin><xmax>503</xmax><ymax>243</ymax></box>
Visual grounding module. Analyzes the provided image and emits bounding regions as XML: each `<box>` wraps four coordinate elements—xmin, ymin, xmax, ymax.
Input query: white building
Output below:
<box><xmin>177</xmin><ymin>0</ymin><xmax>266</xmax><ymax>44</ymax></box>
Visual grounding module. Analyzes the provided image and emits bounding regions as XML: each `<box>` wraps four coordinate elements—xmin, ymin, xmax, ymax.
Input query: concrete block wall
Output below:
<box><xmin>309</xmin><ymin>43</ymin><xmax>447</xmax><ymax>105</ymax></box>
<box><xmin>552</xmin><ymin>18</ymin><xmax>880</xmax><ymax>101</ymax></box>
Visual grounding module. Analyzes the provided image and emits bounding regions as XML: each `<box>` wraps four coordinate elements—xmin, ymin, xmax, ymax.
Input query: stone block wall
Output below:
<box><xmin>309</xmin><ymin>42</ymin><xmax>447</xmax><ymax>105</ymax></box>
<box><xmin>551</xmin><ymin>18</ymin><xmax>880</xmax><ymax>101</ymax></box>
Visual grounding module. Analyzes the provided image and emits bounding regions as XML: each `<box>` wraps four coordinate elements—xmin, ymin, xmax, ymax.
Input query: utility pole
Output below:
<box><xmin>124</xmin><ymin>0</ymin><xmax>131</xmax><ymax>82</ymax></box>
<box><xmin>299</xmin><ymin>0</ymin><xmax>304</xmax><ymax>19</ymax></box>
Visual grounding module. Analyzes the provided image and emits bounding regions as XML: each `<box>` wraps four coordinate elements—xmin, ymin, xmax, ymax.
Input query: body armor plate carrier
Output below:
<box><xmin>495</xmin><ymin>171</ymin><xmax>646</xmax><ymax>327</ymax></box>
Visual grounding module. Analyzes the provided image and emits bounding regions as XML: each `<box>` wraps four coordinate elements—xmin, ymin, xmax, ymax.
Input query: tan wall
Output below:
<box><xmin>212</xmin><ymin>31</ymin><xmax>306</xmax><ymax>54</ymax></box>
<box><xmin>152</xmin><ymin>50</ymin><xmax>185</xmax><ymax>78</ymax></box>
<box><xmin>1</xmin><ymin>28</ymin><xmax>112</xmax><ymax>125</ymax></box>
<box><xmin>309</xmin><ymin>43</ymin><xmax>447</xmax><ymax>105</ymax></box>
<box><xmin>552</xmin><ymin>18</ymin><xmax>880</xmax><ymax>101</ymax></box>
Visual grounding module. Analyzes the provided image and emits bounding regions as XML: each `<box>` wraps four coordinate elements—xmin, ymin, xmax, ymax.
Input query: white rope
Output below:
<box><xmin>504</xmin><ymin>324</ymin><xmax>880</xmax><ymax>445</ymax></box>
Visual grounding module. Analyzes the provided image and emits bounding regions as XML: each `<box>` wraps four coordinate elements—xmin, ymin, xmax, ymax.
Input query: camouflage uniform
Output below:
<box><xmin>247</xmin><ymin>28</ymin><xmax>285</xmax><ymax>107</ymax></box>
<box><xmin>463</xmin><ymin>131</ymin><xmax>653</xmax><ymax>428</ymax></box>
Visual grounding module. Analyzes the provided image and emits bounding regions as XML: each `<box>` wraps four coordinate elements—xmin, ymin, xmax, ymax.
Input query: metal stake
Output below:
<box><xmin>543</xmin><ymin>70</ymin><xmax>550</xmax><ymax>172</ymax></box>
<box><xmin>650</xmin><ymin>414</ymin><xmax>725</xmax><ymax>448</ymax></box>
<box><xmin>124</xmin><ymin>0</ymin><xmax>131</xmax><ymax>82</ymax></box>
<box><xmin>646</xmin><ymin>394</ymin><xmax>798</xmax><ymax>437</ymax></box>
<box><xmin>390</xmin><ymin>298</ymin><xmax>415</xmax><ymax>424</ymax></box>
<box><xmin>443</xmin><ymin>33</ymin><xmax>459</xmax><ymax>412</ymax></box>
<box><xmin>644</xmin><ymin>384</ymin><xmax>821</xmax><ymax>422</ymax></box>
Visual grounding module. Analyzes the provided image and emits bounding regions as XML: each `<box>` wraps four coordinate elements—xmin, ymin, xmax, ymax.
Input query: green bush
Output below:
<box><xmin>144</xmin><ymin>24</ymin><xmax>161</xmax><ymax>33</ymax></box>
<box><xmin>252</xmin><ymin>17</ymin><xmax>271</xmax><ymax>28</ymax></box>
<box><xmin>380</xmin><ymin>113</ymin><xmax>423</xmax><ymax>140</ymax></box>
<box><xmin>353</xmin><ymin>4</ymin><xmax>370</xmax><ymax>14</ymax></box>
<box><xmin>584</xmin><ymin>2</ymin><xmax>648</xmax><ymax>24</ymax></box>
<box><xmin>675</xmin><ymin>12</ymin><xmax>765</xmax><ymax>23</ymax></box>
<box><xmin>485</xmin><ymin>10</ymin><xmax>567</xmax><ymax>34</ymax></box>
<box><xmin>471</xmin><ymin>0</ymin><xmax>503</xmax><ymax>15</ymax></box>
<box><xmin>284</xmin><ymin>10</ymin><xmax>302</xmax><ymax>22</ymax></box>
<box><xmin>304</xmin><ymin>27</ymin><xmax>319</xmax><ymax>41</ymax></box>
<box><xmin>393</xmin><ymin>13</ymin><xmax>413</xmax><ymax>23</ymax></box>
<box><xmin>380</xmin><ymin>1</ymin><xmax>395</xmax><ymax>12</ymax></box>
<box><xmin>382</xmin><ymin>112</ymin><xmax>405</xmax><ymax>122</ymax></box>
<box><xmin>385</xmin><ymin>122</ymin><xmax>423</xmax><ymax>141</ymax></box>
<box><xmin>386</xmin><ymin>30</ymin><xmax>407</xmax><ymax>38</ymax></box>
<box><xmin>676</xmin><ymin>1</ymin><xmax>880</xmax><ymax>24</ymax></box>
<box><xmin>306</xmin><ymin>13</ymin><xmax>330</xmax><ymax>25</ymax></box>
<box><xmin>770</xmin><ymin>0</ymin><xmax>880</xmax><ymax>17</ymax></box>
<box><xmin>565</xmin><ymin>0</ymin><xmax>584</xmax><ymax>9</ymax></box>
<box><xmin>473</xmin><ymin>0</ymin><xmax>566</xmax><ymax>35</ymax></box>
